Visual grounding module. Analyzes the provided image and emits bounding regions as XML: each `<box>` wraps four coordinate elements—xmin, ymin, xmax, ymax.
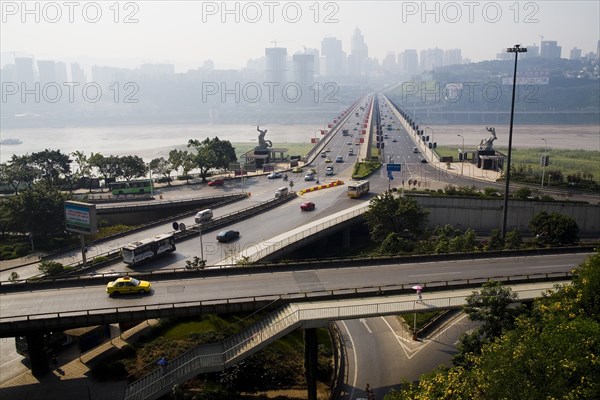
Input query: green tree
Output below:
<box><xmin>187</xmin><ymin>137</ymin><xmax>237</xmax><ymax>182</ymax></box>
<box><xmin>488</xmin><ymin>228</ymin><xmax>503</xmax><ymax>250</ymax></box>
<box><xmin>386</xmin><ymin>253</ymin><xmax>600</xmax><ymax>400</ymax></box>
<box><xmin>169</xmin><ymin>149</ymin><xmax>195</xmax><ymax>183</ymax></box>
<box><xmin>0</xmin><ymin>155</ymin><xmax>38</xmax><ymax>194</ymax></box>
<box><xmin>149</xmin><ymin>157</ymin><xmax>174</xmax><ymax>185</ymax></box>
<box><xmin>71</xmin><ymin>151</ymin><xmax>93</xmax><ymax>191</ymax></box>
<box><xmin>363</xmin><ymin>192</ymin><xmax>429</xmax><ymax>245</ymax></box>
<box><xmin>38</xmin><ymin>260</ymin><xmax>64</xmax><ymax>276</ymax></box>
<box><xmin>529</xmin><ymin>211</ymin><xmax>579</xmax><ymax>245</ymax></box>
<box><xmin>30</xmin><ymin>149</ymin><xmax>72</xmax><ymax>185</ymax></box>
<box><xmin>454</xmin><ymin>281</ymin><xmax>524</xmax><ymax>368</ymax></box>
<box><xmin>512</xmin><ymin>186</ymin><xmax>531</xmax><ymax>199</ymax></box>
<box><xmin>119</xmin><ymin>155</ymin><xmax>147</xmax><ymax>181</ymax></box>
<box><xmin>0</xmin><ymin>182</ymin><xmax>71</xmax><ymax>240</ymax></box>
<box><xmin>504</xmin><ymin>228</ymin><xmax>522</xmax><ymax>249</ymax></box>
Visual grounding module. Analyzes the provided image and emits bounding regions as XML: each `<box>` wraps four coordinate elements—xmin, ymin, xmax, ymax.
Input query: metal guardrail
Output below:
<box><xmin>123</xmin><ymin>283</ymin><xmax>559</xmax><ymax>400</ymax></box>
<box><xmin>239</xmin><ymin>202</ymin><xmax>369</xmax><ymax>263</ymax></box>
<box><xmin>0</xmin><ymin>271</ymin><xmax>572</xmax><ymax>326</ymax></box>
<box><xmin>30</xmin><ymin>193</ymin><xmax>298</xmax><ymax>277</ymax></box>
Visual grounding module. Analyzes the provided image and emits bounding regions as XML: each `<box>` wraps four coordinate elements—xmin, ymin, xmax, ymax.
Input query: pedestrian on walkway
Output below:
<box><xmin>157</xmin><ymin>355</ymin><xmax>168</xmax><ymax>374</ymax></box>
<box><xmin>416</xmin><ymin>289</ymin><xmax>422</xmax><ymax>302</ymax></box>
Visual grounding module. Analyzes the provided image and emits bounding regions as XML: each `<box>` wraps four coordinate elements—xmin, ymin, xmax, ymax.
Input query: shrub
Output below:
<box><xmin>38</xmin><ymin>260</ymin><xmax>64</xmax><ymax>276</ymax></box>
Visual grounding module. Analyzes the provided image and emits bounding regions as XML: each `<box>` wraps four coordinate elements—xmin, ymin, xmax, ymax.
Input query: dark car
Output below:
<box><xmin>208</xmin><ymin>179</ymin><xmax>225</xmax><ymax>186</ymax></box>
<box><xmin>216</xmin><ymin>230</ymin><xmax>240</xmax><ymax>242</ymax></box>
<box><xmin>300</xmin><ymin>201</ymin><xmax>315</xmax><ymax>211</ymax></box>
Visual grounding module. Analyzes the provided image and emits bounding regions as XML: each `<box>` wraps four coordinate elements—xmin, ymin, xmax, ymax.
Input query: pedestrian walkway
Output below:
<box><xmin>0</xmin><ymin>320</ymin><xmax>159</xmax><ymax>400</ymax></box>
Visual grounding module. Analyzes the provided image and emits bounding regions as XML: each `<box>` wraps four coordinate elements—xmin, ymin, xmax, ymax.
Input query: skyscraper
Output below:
<box><xmin>321</xmin><ymin>37</ymin><xmax>345</xmax><ymax>77</ymax></box>
<box><xmin>265</xmin><ymin>47</ymin><xmax>287</xmax><ymax>84</ymax></box>
<box><xmin>292</xmin><ymin>53</ymin><xmax>315</xmax><ymax>106</ymax></box>
<box><xmin>349</xmin><ymin>28</ymin><xmax>368</xmax><ymax>77</ymax></box>
<box><xmin>37</xmin><ymin>60</ymin><xmax>56</xmax><ymax>85</ymax></box>
<box><xmin>420</xmin><ymin>48</ymin><xmax>443</xmax><ymax>71</ymax></box>
<box><xmin>399</xmin><ymin>50</ymin><xmax>419</xmax><ymax>75</ymax></box>
<box><xmin>15</xmin><ymin>57</ymin><xmax>35</xmax><ymax>87</ymax></box>
<box><xmin>569</xmin><ymin>47</ymin><xmax>582</xmax><ymax>60</ymax></box>
<box><xmin>70</xmin><ymin>62</ymin><xmax>87</xmax><ymax>84</ymax></box>
<box><xmin>540</xmin><ymin>40</ymin><xmax>562</xmax><ymax>59</ymax></box>
<box><xmin>443</xmin><ymin>49</ymin><xmax>462</xmax><ymax>66</ymax></box>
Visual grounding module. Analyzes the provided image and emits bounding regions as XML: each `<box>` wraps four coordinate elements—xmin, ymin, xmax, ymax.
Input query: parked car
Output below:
<box><xmin>106</xmin><ymin>277</ymin><xmax>151</xmax><ymax>295</ymax></box>
<box><xmin>207</xmin><ymin>179</ymin><xmax>224</xmax><ymax>187</ymax></box>
<box><xmin>216</xmin><ymin>230</ymin><xmax>240</xmax><ymax>243</ymax></box>
<box><xmin>300</xmin><ymin>201</ymin><xmax>316</xmax><ymax>211</ymax></box>
<box><xmin>267</xmin><ymin>172</ymin><xmax>282</xmax><ymax>179</ymax></box>
<box><xmin>335</xmin><ymin>156</ymin><xmax>344</xmax><ymax>163</ymax></box>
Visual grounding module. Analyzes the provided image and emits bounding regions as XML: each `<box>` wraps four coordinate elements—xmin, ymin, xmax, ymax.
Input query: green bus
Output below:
<box><xmin>109</xmin><ymin>179</ymin><xmax>153</xmax><ymax>195</ymax></box>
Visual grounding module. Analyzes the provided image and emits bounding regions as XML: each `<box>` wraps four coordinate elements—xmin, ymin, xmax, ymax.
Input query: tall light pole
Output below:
<box><xmin>502</xmin><ymin>44</ymin><xmax>527</xmax><ymax>240</ymax></box>
<box><xmin>541</xmin><ymin>138</ymin><xmax>548</xmax><ymax>187</ymax></box>
<box><xmin>457</xmin><ymin>134</ymin><xmax>464</xmax><ymax>175</ymax></box>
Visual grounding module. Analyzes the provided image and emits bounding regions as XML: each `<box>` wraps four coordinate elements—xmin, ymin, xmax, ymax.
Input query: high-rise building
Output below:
<box><xmin>37</xmin><ymin>60</ymin><xmax>56</xmax><ymax>85</ymax></box>
<box><xmin>15</xmin><ymin>57</ymin><xmax>35</xmax><ymax>86</ymax></box>
<box><xmin>55</xmin><ymin>62</ymin><xmax>68</xmax><ymax>83</ymax></box>
<box><xmin>349</xmin><ymin>28</ymin><xmax>368</xmax><ymax>76</ymax></box>
<box><xmin>443</xmin><ymin>49</ymin><xmax>462</xmax><ymax>66</ymax></box>
<box><xmin>304</xmin><ymin>48</ymin><xmax>320</xmax><ymax>77</ymax></box>
<box><xmin>140</xmin><ymin>63</ymin><xmax>175</xmax><ymax>77</ymax></box>
<box><xmin>321</xmin><ymin>37</ymin><xmax>345</xmax><ymax>77</ymax></box>
<box><xmin>70</xmin><ymin>62</ymin><xmax>87</xmax><ymax>84</ymax></box>
<box><xmin>265</xmin><ymin>47</ymin><xmax>287</xmax><ymax>84</ymax></box>
<box><xmin>292</xmin><ymin>53</ymin><xmax>315</xmax><ymax>106</ymax></box>
<box><xmin>540</xmin><ymin>40</ymin><xmax>562</xmax><ymax>59</ymax></box>
<box><xmin>399</xmin><ymin>49</ymin><xmax>419</xmax><ymax>75</ymax></box>
<box><xmin>382</xmin><ymin>52</ymin><xmax>397</xmax><ymax>73</ymax></box>
<box><xmin>569</xmin><ymin>47</ymin><xmax>582</xmax><ymax>60</ymax></box>
<box><xmin>420</xmin><ymin>48</ymin><xmax>443</xmax><ymax>71</ymax></box>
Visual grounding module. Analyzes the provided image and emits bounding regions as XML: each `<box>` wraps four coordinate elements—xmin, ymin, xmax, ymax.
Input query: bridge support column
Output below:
<box><xmin>342</xmin><ymin>227</ymin><xmax>351</xmax><ymax>248</ymax></box>
<box><xmin>304</xmin><ymin>328</ymin><xmax>318</xmax><ymax>400</ymax></box>
<box><xmin>26</xmin><ymin>332</ymin><xmax>50</xmax><ymax>377</ymax></box>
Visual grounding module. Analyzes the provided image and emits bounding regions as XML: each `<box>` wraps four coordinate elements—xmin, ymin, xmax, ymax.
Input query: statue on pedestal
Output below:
<box><xmin>257</xmin><ymin>126</ymin><xmax>273</xmax><ymax>150</ymax></box>
<box><xmin>479</xmin><ymin>127</ymin><xmax>497</xmax><ymax>151</ymax></box>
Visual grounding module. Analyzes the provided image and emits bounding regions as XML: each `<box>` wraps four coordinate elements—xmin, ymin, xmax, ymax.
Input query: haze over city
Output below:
<box><xmin>2</xmin><ymin>0</ymin><xmax>599</xmax><ymax>72</ymax></box>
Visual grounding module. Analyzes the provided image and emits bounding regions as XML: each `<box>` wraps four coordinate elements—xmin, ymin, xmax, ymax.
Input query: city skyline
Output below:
<box><xmin>1</xmin><ymin>1</ymin><xmax>599</xmax><ymax>73</ymax></box>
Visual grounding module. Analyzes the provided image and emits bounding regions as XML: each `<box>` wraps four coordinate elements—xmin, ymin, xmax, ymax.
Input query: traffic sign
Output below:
<box><xmin>386</xmin><ymin>163</ymin><xmax>402</xmax><ymax>172</ymax></box>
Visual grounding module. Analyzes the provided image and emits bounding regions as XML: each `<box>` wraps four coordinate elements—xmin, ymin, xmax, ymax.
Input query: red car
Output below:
<box><xmin>208</xmin><ymin>179</ymin><xmax>224</xmax><ymax>187</ymax></box>
<box><xmin>300</xmin><ymin>201</ymin><xmax>315</xmax><ymax>211</ymax></box>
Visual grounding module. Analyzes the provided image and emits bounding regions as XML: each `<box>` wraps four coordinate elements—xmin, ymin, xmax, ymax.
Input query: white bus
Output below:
<box><xmin>122</xmin><ymin>233</ymin><xmax>176</xmax><ymax>266</ymax></box>
<box><xmin>347</xmin><ymin>180</ymin><xmax>370</xmax><ymax>198</ymax></box>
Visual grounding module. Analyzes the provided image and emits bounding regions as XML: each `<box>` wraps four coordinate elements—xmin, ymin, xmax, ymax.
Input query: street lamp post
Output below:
<box><xmin>502</xmin><ymin>44</ymin><xmax>527</xmax><ymax>240</ymax></box>
<box><xmin>541</xmin><ymin>138</ymin><xmax>548</xmax><ymax>187</ymax></box>
<box><xmin>457</xmin><ymin>134</ymin><xmax>464</xmax><ymax>175</ymax></box>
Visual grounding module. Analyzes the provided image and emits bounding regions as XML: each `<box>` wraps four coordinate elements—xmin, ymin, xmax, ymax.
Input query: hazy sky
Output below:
<box><xmin>2</xmin><ymin>0</ymin><xmax>599</xmax><ymax>72</ymax></box>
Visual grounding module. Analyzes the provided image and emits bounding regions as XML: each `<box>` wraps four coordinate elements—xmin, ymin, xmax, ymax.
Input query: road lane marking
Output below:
<box><xmin>340</xmin><ymin>321</ymin><xmax>358</xmax><ymax>400</ymax></box>
<box><xmin>408</xmin><ymin>271</ymin><xmax>462</xmax><ymax>278</ymax></box>
<box><xmin>359</xmin><ymin>318</ymin><xmax>372</xmax><ymax>334</ymax></box>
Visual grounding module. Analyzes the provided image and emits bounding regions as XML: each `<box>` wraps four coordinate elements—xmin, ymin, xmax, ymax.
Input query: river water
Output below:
<box><xmin>1</xmin><ymin>123</ymin><xmax>598</xmax><ymax>163</ymax></box>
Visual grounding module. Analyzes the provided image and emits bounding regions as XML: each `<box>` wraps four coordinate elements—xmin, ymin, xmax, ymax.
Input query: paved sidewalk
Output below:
<box><xmin>0</xmin><ymin>320</ymin><xmax>159</xmax><ymax>400</ymax></box>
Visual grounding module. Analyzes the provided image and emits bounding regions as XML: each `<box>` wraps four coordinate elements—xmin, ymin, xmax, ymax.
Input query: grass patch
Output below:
<box><xmin>399</xmin><ymin>311</ymin><xmax>444</xmax><ymax>332</ymax></box>
<box><xmin>352</xmin><ymin>160</ymin><xmax>382</xmax><ymax>179</ymax></box>
<box><xmin>436</xmin><ymin>146</ymin><xmax>600</xmax><ymax>185</ymax></box>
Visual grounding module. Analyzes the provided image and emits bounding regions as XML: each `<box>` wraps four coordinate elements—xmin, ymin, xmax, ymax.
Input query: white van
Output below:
<box><xmin>275</xmin><ymin>187</ymin><xmax>289</xmax><ymax>198</ymax></box>
<box><xmin>194</xmin><ymin>209</ymin><xmax>213</xmax><ymax>223</ymax></box>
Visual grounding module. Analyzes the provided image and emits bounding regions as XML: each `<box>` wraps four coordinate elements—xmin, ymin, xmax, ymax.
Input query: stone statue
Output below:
<box><xmin>479</xmin><ymin>126</ymin><xmax>497</xmax><ymax>151</ymax></box>
<box><xmin>257</xmin><ymin>126</ymin><xmax>272</xmax><ymax>149</ymax></box>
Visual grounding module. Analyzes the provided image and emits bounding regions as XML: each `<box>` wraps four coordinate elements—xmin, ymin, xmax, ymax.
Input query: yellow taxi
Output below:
<box><xmin>106</xmin><ymin>276</ymin><xmax>152</xmax><ymax>295</ymax></box>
